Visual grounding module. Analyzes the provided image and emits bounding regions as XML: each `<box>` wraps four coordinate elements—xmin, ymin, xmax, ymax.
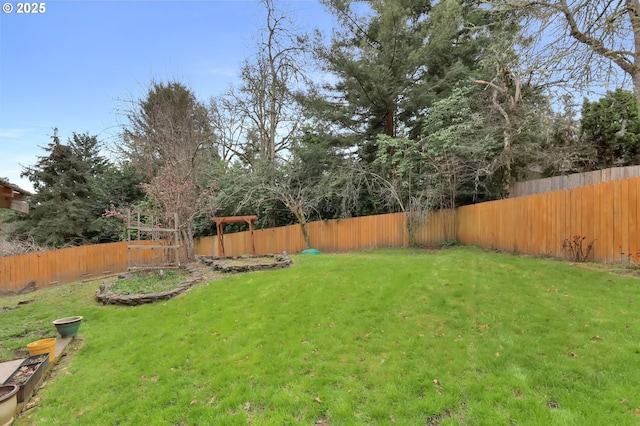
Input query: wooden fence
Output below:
<box><xmin>459</xmin><ymin>176</ymin><xmax>640</xmax><ymax>263</ymax></box>
<box><xmin>0</xmin><ymin>240</ymin><xmax>180</xmax><ymax>293</ymax></box>
<box><xmin>1</xmin><ymin>176</ymin><xmax>639</xmax><ymax>291</ymax></box>
<box><xmin>194</xmin><ymin>210</ymin><xmax>456</xmax><ymax>257</ymax></box>
<box><xmin>509</xmin><ymin>165</ymin><xmax>640</xmax><ymax>198</ymax></box>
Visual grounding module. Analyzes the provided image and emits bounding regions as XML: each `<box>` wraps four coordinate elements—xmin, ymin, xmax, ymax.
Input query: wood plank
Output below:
<box><xmin>599</xmin><ymin>182</ymin><xmax>610</xmax><ymax>262</ymax></box>
<box><xmin>613</xmin><ymin>181</ymin><xmax>622</xmax><ymax>262</ymax></box>
<box><xmin>628</xmin><ymin>177</ymin><xmax>638</xmax><ymax>264</ymax></box>
<box><xmin>604</xmin><ymin>182</ymin><xmax>614</xmax><ymax>262</ymax></box>
<box><xmin>560</xmin><ymin>190</ymin><xmax>569</xmax><ymax>259</ymax></box>
<box><xmin>583</xmin><ymin>185</ymin><xmax>595</xmax><ymax>261</ymax></box>
<box><xmin>592</xmin><ymin>183</ymin><xmax>603</xmax><ymax>261</ymax></box>
<box><xmin>621</xmin><ymin>179</ymin><xmax>630</xmax><ymax>262</ymax></box>
<box><xmin>10</xmin><ymin>199</ymin><xmax>29</xmax><ymax>213</ymax></box>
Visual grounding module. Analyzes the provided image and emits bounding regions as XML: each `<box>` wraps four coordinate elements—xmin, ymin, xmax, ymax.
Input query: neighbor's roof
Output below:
<box><xmin>0</xmin><ymin>178</ymin><xmax>33</xmax><ymax>196</ymax></box>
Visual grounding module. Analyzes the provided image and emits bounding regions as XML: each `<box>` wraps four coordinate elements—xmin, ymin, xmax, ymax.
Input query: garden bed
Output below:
<box><xmin>199</xmin><ymin>253</ymin><xmax>292</xmax><ymax>273</ymax></box>
<box><xmin>2</xmin><ymin>354</ymin><xmax>49</xmax><ymax>403</ymax></box>
<box><xmin>95</xmin><ymin>264</ymin><xmax>204</xmax><ymax>306</ymax></box>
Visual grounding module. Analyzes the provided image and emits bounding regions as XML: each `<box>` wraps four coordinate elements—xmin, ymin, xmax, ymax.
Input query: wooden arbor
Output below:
<box><xmin>213</xmin><ymin>215</ymin><xmax>258</xmax><ymax>257</ymax></box>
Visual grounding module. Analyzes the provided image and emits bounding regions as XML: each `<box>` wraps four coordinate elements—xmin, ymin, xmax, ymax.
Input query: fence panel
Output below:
<box><xmin>629</xmin><ymin>178</ymin><xmax>638</xmax><ymax>261</ymax></box>
<box><xmin>194</xmin><ymin>236</ymin><xmax>216</xmax><ymax>256</ymax></box>
<box><xmin>457</xmin><ymin>176</ymin><xmax>640</xmax><ymax>263</ymax></box>
<box><xmin>4</xmin><ymin>175</ymin><xmax>640</xmax><ymax>291</ymax></box>
<box><xmin>509</xmin><ymin>165</ymin><xmax>640</xmax><ymax>197</ymax></box>
<box><xmin>0</xmin><ymin>240</ymin><xmax>181</xmax><ymax>292</ymax></box>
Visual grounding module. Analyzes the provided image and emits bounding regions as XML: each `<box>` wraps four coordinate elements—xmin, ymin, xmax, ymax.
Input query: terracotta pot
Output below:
<box><xmin>0</xmin><ymin>384</ymin><xmax>18</xmax><ymax>426</ymax></box>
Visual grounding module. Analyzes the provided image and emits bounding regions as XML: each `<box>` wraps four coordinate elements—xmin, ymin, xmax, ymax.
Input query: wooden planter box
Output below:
<box><xmin>2</xmin><ymin>354</ymin><xmax>49</xmax><ymax>403</ymax></box>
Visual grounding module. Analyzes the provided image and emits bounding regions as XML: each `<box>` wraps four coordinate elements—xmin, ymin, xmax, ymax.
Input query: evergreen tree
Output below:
<box><xmin>9</xmin><ymin>130</ymin><xmax>146</xmax><ymax>246</ymax></box>
<box><xmin>14</xmin><ymin>130</ymin><xmax>97</xmax><ymax>246</ymax></box>
<box><xmin>312</xmin><ymin>0</ymin><xmax>497</xmax><ymax>155</ymax></box>
<box><xmin>315</xmin><ymin>0</ymin><xmax>431</xmax><ymax>151</ymax></box>
<box><xmin>580</xmin><ymin>89</ymin><xmax>640</xmax><ymax>169</ymax></box>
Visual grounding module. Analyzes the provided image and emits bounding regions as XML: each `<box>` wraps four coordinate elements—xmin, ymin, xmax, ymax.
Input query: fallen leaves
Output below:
<box><xmin>23</xmin><ymin>397</ymin><xmax>41</xmax><ymax>411</ymax></box>
<box><xmin>314</xmin><ymin>397</ymin><xmax>322</xmax><ymax>403</ymax></box>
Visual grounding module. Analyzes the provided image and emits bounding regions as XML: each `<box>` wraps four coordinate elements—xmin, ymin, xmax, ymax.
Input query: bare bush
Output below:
<box><xmin>561</xmin><ymin>235</ymin><xmax>594</xmax><ymax>262</ymax></box>
<box><xmin>0</xmin><ymin>236</ymin><xmax>52</xmax><ymax>257</ymax></box>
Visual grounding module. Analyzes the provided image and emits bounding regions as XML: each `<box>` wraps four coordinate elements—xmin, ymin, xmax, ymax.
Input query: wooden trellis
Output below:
<box><xmin>127</xmin><ymin>211</ymin><xmax>181</xmax><ymax>271</ymax></box>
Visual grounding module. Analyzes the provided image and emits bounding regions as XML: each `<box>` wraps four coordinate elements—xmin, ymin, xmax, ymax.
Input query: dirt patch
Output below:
<box><xmin>199</xmin><ymin>254</ymin><xmax>292</xmax><ymax>273</ymax></box>
<box><xmin>574</xmin><ymin>262</ymin><xmax>640</xmax><ymax>279</ymax></box>
<box><xmin>614</xmin><ymin>268</ymin><xmax>640</xmax><ymax>278</ymax></box>
<box><xmin>0</xmin><ymin>281</ymin><xmax>36</xmax><ymax>297</ymax></box>
<box><xmin>12</xmin><ymin>348</ymin><xmax>29</xmax><ymax>359</ymax></box>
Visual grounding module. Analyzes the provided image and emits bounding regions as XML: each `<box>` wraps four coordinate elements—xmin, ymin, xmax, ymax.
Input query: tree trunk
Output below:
<box><xmin>300</xmin><ymin>221</ymin><xmax>311</xmax><ymax>249</ymax></box>
<box><xmin>405</xmin><ymin>211</ymin><xmax>418</xmax><ymax>248</ymax></box>
<box><xmin>634</xmin><ymin>70</ymin><xmax>640</xmax><ymax>108</ymax></box>
<box><xmin>384</xmin><ymin>106</ymin><xmax>395</xmax><ymax>137</ymax></box>
<box><xmin>630</xmin><ymin>0</ymin><xmax>640</xmax><ymax>106</ymax></box>
<box><xmin>181</xmin><ymin>227</ymin><xmax>195</xmax><ymax>262</ymax></box>
<box><xmin>502</xmin><ymin>129</ymin><xmax>513</xmax><ymax>197</ymax></box>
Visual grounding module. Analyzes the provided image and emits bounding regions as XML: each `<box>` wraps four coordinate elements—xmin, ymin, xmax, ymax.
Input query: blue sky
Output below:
<box><xmin>0</xmin><ymin>0</ymin><xmax>336</xmax><ymax>192</ymax></box>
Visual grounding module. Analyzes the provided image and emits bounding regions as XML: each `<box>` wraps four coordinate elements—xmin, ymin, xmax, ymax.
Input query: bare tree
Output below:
<box><xmin>235</xmin><ymin>162</ymin><xmax>329</xmax><ymax>249</ymax></box>
<box><xmin>488</xmin><ymin>0</ymin><xmax>640</xmax><ymax>103</ymax></box>
<box><xmin>117</xmin><ymin>81</ymin><xmax>216</xmax><ymax>260</ymax></box>
<box><xmin>209</xmin><ymin>95</ymin><xmax>251</xmax><ymax>164</ymax></box>
<box><xmin>471</xmin><ymin>25</ymin><xmax>574</xmax><ymax>192</ymax></box>
<box><xmin>217</xmin><ymin>0</ymin><xmax>311</xmax><ymax>168</ymax></box>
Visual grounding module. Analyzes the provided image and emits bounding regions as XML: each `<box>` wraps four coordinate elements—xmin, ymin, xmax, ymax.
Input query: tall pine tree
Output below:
<box><xmin>13</xmin><ymin>130</ymin><xmax>113</xmax><ymax>246</ymax></box>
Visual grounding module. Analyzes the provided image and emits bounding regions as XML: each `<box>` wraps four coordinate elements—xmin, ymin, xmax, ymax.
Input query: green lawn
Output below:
<box><xmin>3</xmin><ymin>247</ymin><xmax>640</xmax><ymax>424</ymax></box>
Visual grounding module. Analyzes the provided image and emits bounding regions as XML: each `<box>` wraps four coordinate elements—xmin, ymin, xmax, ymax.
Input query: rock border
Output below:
<box><xmin>95</xmin><ymin>264</ymin><xmax>204</xmax><ymax>306</ymax></box>
<box><xmin>198</xmin><ymin>253</ymin><xmax>292</xmax><ymax>273</ymax></box>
